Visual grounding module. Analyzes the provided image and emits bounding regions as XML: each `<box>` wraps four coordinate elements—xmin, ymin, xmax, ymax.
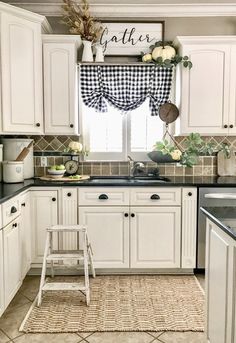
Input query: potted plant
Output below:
<box><xmin>148</xmin><ymin>133</ymin><xmax>230</xmax><ymax>167</ymax></box>
<box><xmin>62</xmin><ymin>0</ymin><xmax>103</xmax><ymax>62</ymax></box>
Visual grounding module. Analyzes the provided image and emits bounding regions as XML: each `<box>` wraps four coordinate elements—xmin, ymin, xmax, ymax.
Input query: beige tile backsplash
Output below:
<box><xmin>29</xmin><ymin>134</ymin><xmax>231</xmax><ymax>177</ymax></box>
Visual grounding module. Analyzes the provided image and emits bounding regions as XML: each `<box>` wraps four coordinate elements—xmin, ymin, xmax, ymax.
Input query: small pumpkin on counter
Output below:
<box><xmin>142</xmin><ymin>53</ymin><xmax>152</xmax><ymax>63</ymax></box>
<box><xmin>152</xmin><ymin>45</ymin><xmax>176</xmax><ymax>61</ymax></box>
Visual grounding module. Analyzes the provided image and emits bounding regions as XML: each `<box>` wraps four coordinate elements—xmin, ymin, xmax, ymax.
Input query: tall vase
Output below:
<box><xmin>95</xmin><ymin>45</ymin><xmax>104</xmax><ymax>62</ymax></box>
<box><xmin>82</xmin><ymin>40</ymin><xmax>93</xmax><ymax>62</ymax></box>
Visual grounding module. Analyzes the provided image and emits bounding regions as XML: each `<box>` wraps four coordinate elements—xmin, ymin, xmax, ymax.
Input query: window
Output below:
<box><xmin>82</xmin><ymin>99</ymin><xmax>166</xmax><ymax>161</ymax></box>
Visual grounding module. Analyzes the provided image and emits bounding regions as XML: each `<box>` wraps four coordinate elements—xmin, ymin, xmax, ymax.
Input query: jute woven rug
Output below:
<box><xmin>20</xmin><ymin>275</ymin><xmax>204</xmax><ymax>333</ymax></box>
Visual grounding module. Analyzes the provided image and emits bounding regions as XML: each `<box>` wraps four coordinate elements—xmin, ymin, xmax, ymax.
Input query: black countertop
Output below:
<box><xmin>0</xmin><ymin>175</ymin><xmax>236</xmax><ymax>205</ymax></box>
<box><xmin>201</xmin><ymin>206</ymin><xmax>236</xmax><ymax>240</ymax></box>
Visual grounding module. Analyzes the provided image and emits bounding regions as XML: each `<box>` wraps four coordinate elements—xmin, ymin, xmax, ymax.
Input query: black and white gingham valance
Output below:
<box><xmin>80</xmin><ymin>65</ymin><xmax>173</xmax><ymax>116</ymax></box>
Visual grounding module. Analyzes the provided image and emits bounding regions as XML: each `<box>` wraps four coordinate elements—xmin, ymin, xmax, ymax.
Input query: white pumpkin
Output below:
<box><xmin>142</xmin><ymin>53</ymin><xmax>152</xmax><ymax>63</ymax></box>
<box><xmin>152</xmin><ymin>45</ymin><xmax>176</xmax><ymax>61</ymax></box>
<box><xmin>68</xmin><ymin>141</ymin><xmax>83</xmax><ymax>152</ymax></box>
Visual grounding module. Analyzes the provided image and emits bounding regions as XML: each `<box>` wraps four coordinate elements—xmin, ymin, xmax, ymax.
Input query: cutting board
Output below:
<box><xmin>217</xmin><ymin>149</ymin><xmax>236</xmax><ymax>176</ymax></box>
<box><xmin>39</xmin><ymin>175</ymin><xmax>90</xmax><ymax>182</ymax></box>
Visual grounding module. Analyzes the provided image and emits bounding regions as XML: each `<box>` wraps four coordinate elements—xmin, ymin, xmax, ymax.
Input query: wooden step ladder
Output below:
<box><xmin>37</xmin><ymin>225</ymin><xmax>95</xmax><ymax>307</ymax></box>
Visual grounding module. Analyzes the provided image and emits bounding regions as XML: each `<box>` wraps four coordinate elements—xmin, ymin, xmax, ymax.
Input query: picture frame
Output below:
<box><xmin>99</xmin><ymin>20</ymin><xmax>165</xmax><ymax>56</ymax></box>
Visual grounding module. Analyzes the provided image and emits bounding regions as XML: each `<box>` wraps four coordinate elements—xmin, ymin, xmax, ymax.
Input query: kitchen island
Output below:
<box><xmin>201</xmin><ymin>206</ymin><xmax>236</xmax><ymax>343</ymax></box>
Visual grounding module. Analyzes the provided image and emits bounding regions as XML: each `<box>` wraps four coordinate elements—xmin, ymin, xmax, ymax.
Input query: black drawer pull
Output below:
<box><xmin>10</xmin><ymin>206</ymin><xmax>17</xmax><ymax>214</ymax></box>
<box><xmin>224</xmin><ymin>124</ymin><xmax>228</xmax><ymax>128</ymax></box>
<box><xmin>230</xmin><ymin>124</ymin><xmax>234</xmax><ymax>128</ymax></box>
<box><xmin>131</xmin><ymin>213</ymin><xmax>135</xmax><ymax>218</ymax></box>
<box><xmin>98</xmin><ymin>194</ymin><xmax>108</xmax><ymax>200</ymax></box>
<box><xmin>67</xmin><ymin>192</ymin><xmax>72</xmax><ymax>197</ymax></box>
<box><xmin>21</xmin><ymin>203</ymin><xmax>26</xmax><ymax>207</ymax></box>
<box><xmin>70</xmin><ymin>124</ymin><xmax>74</xmax><ymax>128</ymax></box>
<box><xmin>52</xmin><ymin>197</ymin><xmax>56</xmax><ymax>202</ymax></box>
<box><xmin>188</xmin><ymin>192</ymin><xmax>192</xmax><ymax>196</ymax></box>
<box><xmin>36</xmin><ymin>123</ymin><xmax>40</xmax><ymax>127</ymax></box>
<box><xmin>124</xmin><ymin>213</ymin><xmax>129</xmax><ymax>217</ymax></box>
<box><xmin>13</xmin><ymin>223</ymin><xmax>17</xmax><ymax>228</ymax></box>
<box><xmin>150</xmin><ymin>194</ymin><xmax>160</xmax><ymax>200</ymax></box>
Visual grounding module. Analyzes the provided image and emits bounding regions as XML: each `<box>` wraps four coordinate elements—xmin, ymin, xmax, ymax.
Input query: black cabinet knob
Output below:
<box><xmin>36</xmin><ymin>123</ymin><xmax>40</xmax><ymax>127</ymax></box>
<box><xmin>124</xmin><ymin>213</ymin><xmax>129</xmax><ymax>217</ymax></box>
<box><xmin>10</xmin><ymin>206</ymin><xmax>17</xmax><ymax>214</ymax></box>
<box><xmin>131</xmin><ymin>213</ymin><xmax>135</xmax><ymax>217</ymax></box>
<box><xmin>224</xmin><ymin>124</ymin><xmax>228</xmax><ymax>128</ymax></box>
<box><xmin>150</xmin><ymin>194</ymin><xmax>160</xmax><ymax>200</ymax></box>
<box><xmin>230</xmin><ymin>124</ymin><xmax>234</xmax><ymax>128</ymax></box>
<box><xmin>52</xmin><ymin>197</ymin><xmax>56</xmax><ymax>202</ymax></box>
<box><xmin>98</xmin><ymin>194</ymin><xmax>108</xmax><ymax>200</ymax></box>
<box><xmin>67</xmin><ymin>192</ymin><xmax>72</xmax><ymax>197</ymax></box>
<box><xmin>70</xmin><ymin>124</ymin><xmax>74</xmax><ymax>128</ymax></box>
<box><xmin>21</xmin><ymin>203</ymin><xmax>26</xmax><ymax>207</ymax></box>
<box><xmin>188</xmin><ymin>192</ymin><xmax>192</xmax><ymax>196</ymax></box>
<box><xmin>13</xmin><ymin>223</ymin><xmax>17</xmax><ymax>228</ymax></box>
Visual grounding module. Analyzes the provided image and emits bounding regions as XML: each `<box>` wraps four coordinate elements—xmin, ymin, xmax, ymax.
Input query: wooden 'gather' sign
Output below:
<box><xmin>99</xmin><ymin>21</ymin><xmax>164</xmax><ymax>56</ymax></box>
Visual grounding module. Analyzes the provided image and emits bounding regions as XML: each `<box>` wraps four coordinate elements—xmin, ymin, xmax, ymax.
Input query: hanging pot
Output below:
<box><xmin>148</xmin><ymin>151</ymin><xmax>178</xmax><ymax>164</ymax></box>
<box><xmin>82</xmin><ymin>40</ymin><xmax>93</xmax><ymax>62</ymax></box>
<box><xmin>159</xmin><ymin>103</ymin><xmax>179</xmax><ymax>124</ymax></box>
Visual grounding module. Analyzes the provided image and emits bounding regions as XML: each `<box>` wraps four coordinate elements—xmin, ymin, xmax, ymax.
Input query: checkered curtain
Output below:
<box><xmin>80</xmin><ymin>65</ymin><xmax>173</xmax><ymax>116</ymax></box>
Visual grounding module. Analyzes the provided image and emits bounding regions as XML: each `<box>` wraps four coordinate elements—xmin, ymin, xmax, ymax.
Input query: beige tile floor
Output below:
<box><xmin>0</xmin><ymin>274</ymin><xmax>206</xmax><ymax>343</ymax></box>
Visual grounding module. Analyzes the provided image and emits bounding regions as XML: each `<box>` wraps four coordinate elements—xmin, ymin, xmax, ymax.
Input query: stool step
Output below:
<box><xmin>48</xmin><ymin>225</ymin><xmax>86</xmax><ymax>232</ymax></box>
<box><xmin>42</xmin><ymin>282</ymin><xmax>86</xmax><ymax>292</ymax></box>
<box><xmin>46</xmin><ymin>251</ymin><xmax>84</xmax><ymax>261</ymax></box>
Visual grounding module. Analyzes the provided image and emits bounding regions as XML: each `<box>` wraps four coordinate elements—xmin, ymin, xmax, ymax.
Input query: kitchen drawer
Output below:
<box><xmin>2</xmin><ymin>197</ymin><xmax>21</xmax><ymax>227</ymax></box>
<box><xmin>130</xmin><ymin>187</ymin><xmax>181</xmax><ymax>206</ymax></box>
<box><xmin>78</xmin><ymin>188</ymin><xmax>129</xmax><ymax>206</ymax></box>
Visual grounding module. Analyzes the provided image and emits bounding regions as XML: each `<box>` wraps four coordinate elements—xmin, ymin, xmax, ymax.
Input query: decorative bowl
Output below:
<box><xmin>147</xmin><ymin>151</ymin><xmax>180</xmax><ymax>164</ymax></box>
<box><xmin>47</xmin><ymin>169</ymin><xmax>65</xmax><ymax>178</ymax></box>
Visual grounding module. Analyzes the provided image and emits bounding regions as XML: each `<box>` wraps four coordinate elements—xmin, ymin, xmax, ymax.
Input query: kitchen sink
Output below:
<box><xmin>89</xmin><ymin>176</ymin><xmax>170</xmax><ymax>183</ymax></box>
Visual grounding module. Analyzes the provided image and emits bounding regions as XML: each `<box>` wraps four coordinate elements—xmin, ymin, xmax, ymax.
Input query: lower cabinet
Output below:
<box><xmin>130</xmin><ymin>207</ymin><xmax>181</xmax><ymax>268</ymax></box>
<box><xmin>0</xmin><ymin>229</ymin><xmax>4</xmax><ymax>317</ymax></box>
<box><xmin>3</xmin><ymin>217</ymin><xmax>22</xmax><ymax>309</ymax></box>
<box><xmin>20</xmin><ymin>193</ymin><xmax>31</xmax><ymax>279</ymax></box>
<box><xmin>31</xmin><ymin>190</ymin><xmax>58</xmax><ymax>264</ymax></box>
<box><xmin>79</xmin><ymin>206</ymin><xmax>130</xmax><ymax>268</ymax></box>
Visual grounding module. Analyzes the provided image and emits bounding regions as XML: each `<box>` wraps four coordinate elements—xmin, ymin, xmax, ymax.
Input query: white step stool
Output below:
<box><xmin>37</xmin><ymin>225</ymin><xmax>95</xmax><ymax>307</ymax></box>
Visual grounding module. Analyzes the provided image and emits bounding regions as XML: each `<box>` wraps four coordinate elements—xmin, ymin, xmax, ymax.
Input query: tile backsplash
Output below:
<box><xmin>30</xmin><ymin>134</ymin><xmax>224</xmax><ymax>177</ymax></box>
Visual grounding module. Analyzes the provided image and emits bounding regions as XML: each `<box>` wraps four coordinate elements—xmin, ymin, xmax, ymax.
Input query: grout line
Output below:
<box><xmin>0</xmin><ymin>328</ymin><xmax>12</xmax><ymax>342</ymax></box>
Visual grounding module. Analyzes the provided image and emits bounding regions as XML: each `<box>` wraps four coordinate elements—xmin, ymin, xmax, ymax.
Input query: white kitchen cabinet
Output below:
<box><xmin>20</xmin><ymin>193</ymin><xmax>31</xmax><ymax>279</ymax></box>
<box><xmin>60</xmin><ymin>188</ymin><xmax>78</xmax><ymax>250</ymax></box>
<box><xmin>0</xmin><ymin>3</ymin><xmax>51</xmax><ymax>134</ymax></box>
<box><xmin>181</xmin><ymin>188</ymin><xmax>197</xmax><ymax>268</ymax></box>
<box><xmin>3</xmin><ymin>216</ymin><xmax>22</xmax><ymax>309</ymax></box>
<box><xmin>79</xmin><ymin>206</ymin><xmax>129</xmax><ymax>268</ymax></box>
<box><xmin>130</xmin><ymin>207</ymin><xmax>181</xmax><ymax>268</ymax></box>
<box><xmin>43</xmin><ymin>35</ymin><xmax>81</xmax><ymax>135</ymax></box>
<box><xmin>175</xmin><ymin>36</ymin><xmax>236</xmax><ymax>135</ymax></box>
<box><xmin>0</xmin><ymin>229</ymin><xmax>4</xmax><ymax>317</ymax></box>
<box><xmin>206</xmin><ymin>219</ymin><xmax>236</xmax><ymax>343</ymax></box>
<box><xmin>31</xmin><ymin>190</ymin><xmax>58</xmax><ymax>264</ymax></box>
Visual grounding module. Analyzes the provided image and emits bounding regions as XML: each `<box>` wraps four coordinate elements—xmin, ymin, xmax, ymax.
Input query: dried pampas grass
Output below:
<box><xmin>62</xmin><ymin>0</ymin><xmax>103</xmax><ymax>42</ymax></box>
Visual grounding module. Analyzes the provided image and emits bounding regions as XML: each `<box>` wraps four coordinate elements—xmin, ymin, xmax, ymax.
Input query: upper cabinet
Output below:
<box><xmin>43</xmin><ymin>35</ymin><xmax>81</xmax><ymax>135</ymax></box>
<box><xmin>175</xmin><ymin>36</ymin><xmax>236</xmax><ymax>135</ymax></box>
<box><xmin>0</xmin><ymin>2</ymin><xmax>51</xmax><ymax>134</ymax></box>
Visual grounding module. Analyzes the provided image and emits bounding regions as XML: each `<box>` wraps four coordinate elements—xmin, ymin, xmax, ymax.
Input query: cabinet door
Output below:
<box><xmin>1</xmin><ymin>12</ymin><xmax>43</xmax><ymax>134</ymax></box>
<box><xmin>0</xmin><ymin>230</ymin><xmax>4</xmax><ymax>316</ymax></box>
<box><xmin>31</xmin><ymin>191</ymin><xmax>58</xmax><ymax>264</ymax></box>
<box><xmin>43</xmin><ymin>39</ymin><xmax>79</xmax><ymax>135</ymax></box>
<box><xmin>60</xmin><ymin>188</ymin><xmax>78</xmax><ymax>250</ymax></box>
<box><xmin>20</xmin><ymin>193</ymin><xmax>31</xmax><ymax>279</ymax></box>
<box><xmin>229</xmin><ymin>45</ymin><xmax>236</xmax><ymax>134</ymax></box>
<box><xmin>79</xmin><ymin>207</ymin><xmax>129</xmax><ymax>268</ymax></box>
<box><xmin>3</xmin><ymin>217</ymin><xmax>22</xmax><ymax>309</ymax></box>
<box><xmin>206</xmin><ymin>220</ymin><xmax>230</xmax><ymax>343</ymax></box>
<box><xmin>179</xmin><ymin>44</ymin><xmax>230</xmax><ymax>135</ymax></box>
<box><xmin>130</xmin><ymin>207</ymin><xmax>181</xmax><ymax>268</ymax></box>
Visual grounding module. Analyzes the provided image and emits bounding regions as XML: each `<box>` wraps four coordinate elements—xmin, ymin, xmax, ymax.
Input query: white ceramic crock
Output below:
<box><xmin>2</xmin><ymin>161</ymin><xmax>24</xmax><ymax>183</ymax></box>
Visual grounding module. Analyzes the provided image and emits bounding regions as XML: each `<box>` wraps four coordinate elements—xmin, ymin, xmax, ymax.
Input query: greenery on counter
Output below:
<box><xmin>153</xmin><ymin>133</ymin><xmax>230</xmax><ymax>168</ymax></box>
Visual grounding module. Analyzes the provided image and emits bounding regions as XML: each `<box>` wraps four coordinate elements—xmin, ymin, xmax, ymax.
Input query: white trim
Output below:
<box><xmin>0</xmin><ymin>1</ymin><xmax>52</xmax><ymax>32</ymax></box>
<box><xmin>174</xmin><ymin>35</ymin><xmax>236</xmax><ymax>47</ymax></box>
<box><xmin>7</xmin><ymin>2</ymin><xmax>236</xmax><ymax>18</ymax></box>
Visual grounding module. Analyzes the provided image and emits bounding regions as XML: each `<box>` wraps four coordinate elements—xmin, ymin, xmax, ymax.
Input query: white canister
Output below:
<box><xmin>2</xmin><ymin>161</ymin><xmax>24</xmax><ymax>183</ymax></box>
